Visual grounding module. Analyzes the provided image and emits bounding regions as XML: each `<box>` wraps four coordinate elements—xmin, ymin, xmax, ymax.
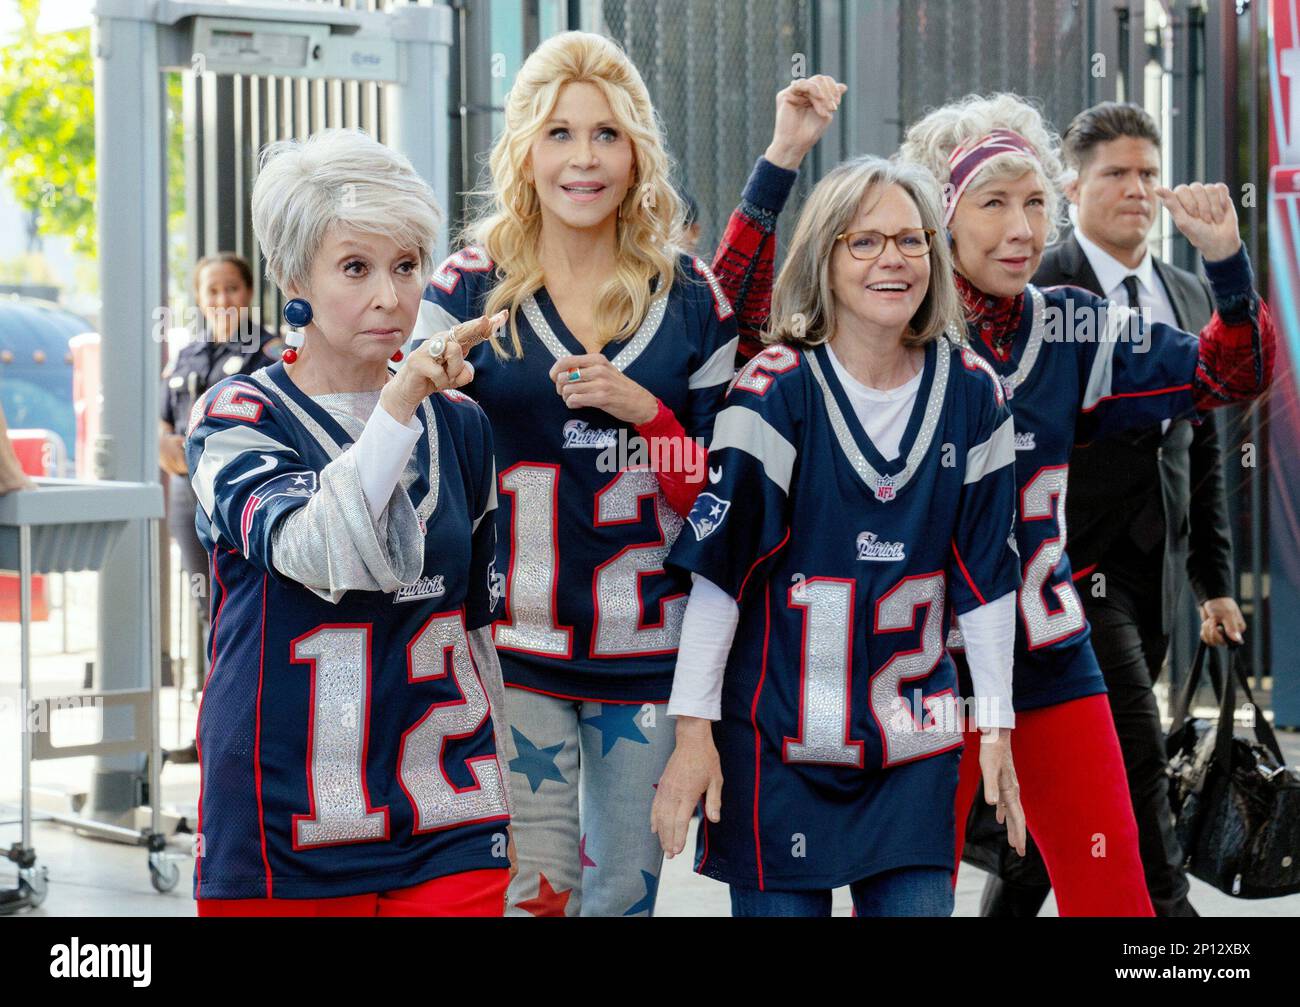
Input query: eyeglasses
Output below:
<box><xmin>834</xmin><ymin>228</ymin><xmax>936</xmax><ymax>261</ymax></box>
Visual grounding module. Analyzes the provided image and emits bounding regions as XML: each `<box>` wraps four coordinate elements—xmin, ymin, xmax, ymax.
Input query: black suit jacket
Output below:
<box><xmin>1034</xmin><ymin>232</ymin><xmax>1235</xmax><ymax>632</ymax></box>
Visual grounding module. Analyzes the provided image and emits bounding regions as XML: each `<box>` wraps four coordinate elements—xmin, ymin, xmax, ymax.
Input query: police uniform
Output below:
<box><xmin>160</xmin><ymin>327</ymin><xmax>281</xmax><ymax>577</ymax></box>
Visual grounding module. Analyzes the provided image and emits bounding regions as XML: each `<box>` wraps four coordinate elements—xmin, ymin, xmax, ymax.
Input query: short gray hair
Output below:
<box><xmin>767</xmin><ymin>155</ymin><xmax>964</xmax><ymax>349</ymax></box>
<box><xmin>251</xmin><ymin>128</ymin><xmax>442</xmax><ymax>294</ymax></box>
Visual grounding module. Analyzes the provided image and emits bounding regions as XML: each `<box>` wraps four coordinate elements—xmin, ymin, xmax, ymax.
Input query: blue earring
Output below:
<box><xmin>282</xmin><ymin>298</ymin><xmax>312</xmax><ymax>363</ymax></box>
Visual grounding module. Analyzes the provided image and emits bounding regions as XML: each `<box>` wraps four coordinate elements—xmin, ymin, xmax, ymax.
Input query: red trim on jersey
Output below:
<box><xmin>195</xmin><ymin>548</ymin><xmax>235</xmax><ymax>897</ymax></box>
<box><xmin>1079</xmin><ymin>383</ymin><xmax>1192</xmax><ymax>413</ymax></box>
<box><xmin>737</xmin><ymin>528</ymin><xmax>792</xmax><ymax>604</ymax></box>
<box><xmin>501</xmin><ymin>682</ymin><xmax>668</xmax><ymax>705</ymax></box>
<box><xmin>950</xmin><ymin>539</ymin><xmax>988</xmax><ymax>606</ymax></box>
<box><xmin>750</xmin><ymin>581</ymin><xmax>773</xmax><ymax>890</ymax></box>
<box><xmin>1191</xmin><ymin>299</ymin><xmax>1275</xmax><ymax>410</ymax></box>
<box><xmin>254</xmin><ymin>573</ymin><xmax>272</xmax><ymax>897</ymax></box>
<box><xmin>240</xmin><ymin>492</ymin><xmax>260</xmax><ymax>556</ymax></box>
<box><xmin>1071</xmin><ymin>563</ymin><xmax>1098</xmax><ymax>582</ymax></box>
<box><xmin>959</xmin><ymin>348</ymin><xmax>1006</xmax><ymax>407</ymax></box>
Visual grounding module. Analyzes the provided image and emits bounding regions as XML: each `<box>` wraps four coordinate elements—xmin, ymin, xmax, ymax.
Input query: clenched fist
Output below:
<box><xmin>1154</xmin><ymin>182</ymin><xmax>1242</xmax><ymax>264</ymax></box>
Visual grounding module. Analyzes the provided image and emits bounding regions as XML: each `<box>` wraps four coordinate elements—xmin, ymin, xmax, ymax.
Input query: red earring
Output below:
<box><xmin>390</xmin><ymin>348</ymin><xmax>404</xmax><ymax>362</ymax></box>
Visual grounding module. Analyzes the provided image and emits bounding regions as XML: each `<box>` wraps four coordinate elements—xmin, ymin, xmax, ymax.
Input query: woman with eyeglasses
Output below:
<box><xmin>653</xmin><ymin>155</ymin><xmax>1026</xmax><ymax>917</ymax></box>
<box><xmin>691</xmin><ymin>92</ymin><xmax>1275</xmax><ymax>916</ymax></box>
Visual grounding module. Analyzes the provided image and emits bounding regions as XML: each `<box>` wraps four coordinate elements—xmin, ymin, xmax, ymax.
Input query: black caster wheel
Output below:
<box><xmin>148</xmin><ymin>854</ymin><xmax>180</xmax><ymax>893</ymax></box>
<box><xmin>18</xmin><ymin>865</ymin><xmax>49</xmax><ymax>909</ymax></box>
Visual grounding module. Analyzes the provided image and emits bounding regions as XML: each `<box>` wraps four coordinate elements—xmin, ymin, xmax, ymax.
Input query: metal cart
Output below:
<box><xmin>0</xmin><ymin>477</ymin><xmax>178</xmax><ymax>912</ymax></box>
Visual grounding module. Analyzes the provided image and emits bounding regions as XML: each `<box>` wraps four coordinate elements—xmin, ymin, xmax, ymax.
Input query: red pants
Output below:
<box><xmin>197</xmin><ymin>868</ymin><xmax>510</xmax><ymax>917</ymax></box>
<box><xmin>954</xmin><ymin>694</ymin><xmax>1154</xmax><ymax>917</ymax></box>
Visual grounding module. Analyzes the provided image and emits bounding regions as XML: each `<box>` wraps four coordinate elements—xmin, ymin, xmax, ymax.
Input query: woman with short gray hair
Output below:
<box><xmin>185</xmin><ymin>128</ymin><xmax>514</xmax><ymax>916</ymax></box>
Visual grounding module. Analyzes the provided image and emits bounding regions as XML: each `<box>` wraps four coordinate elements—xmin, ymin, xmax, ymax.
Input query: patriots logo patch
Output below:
<box><xmin>686</xmin><ymin>492</ymin><xmax>731</xmax><ymax>542</ymax></box>
<box><xmin>240</xmin><ymin>470</ymin><xmax>318</xmax><ymax>555</ymax></box>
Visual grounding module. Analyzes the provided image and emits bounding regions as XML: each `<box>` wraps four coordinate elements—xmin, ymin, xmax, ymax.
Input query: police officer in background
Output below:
<box><xmin>158</xmin><ymin>252</ymin><xmax>279</xmax><ymax>761</ymax></box>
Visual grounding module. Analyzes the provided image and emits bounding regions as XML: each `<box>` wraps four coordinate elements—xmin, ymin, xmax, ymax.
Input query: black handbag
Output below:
<box><xmin>1165</xmin><ymin>639</ymin><xmax>1300</xmax><ymax>898</ymax></box>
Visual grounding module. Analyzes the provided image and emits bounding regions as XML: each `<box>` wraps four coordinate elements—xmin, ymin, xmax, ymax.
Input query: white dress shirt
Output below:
<box><xmin>1072</xmin><ymin>227</ymin><xmax>1179</xmax><ymax>432</ymax></box>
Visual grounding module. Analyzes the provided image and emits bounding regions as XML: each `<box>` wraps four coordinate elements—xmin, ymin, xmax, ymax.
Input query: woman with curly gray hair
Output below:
<box><xmin>896</xmin><ymin>91</ymin><xmax>1275</xmax><ymax>916</ymax></box>
<box><xmin>710</xmin><ymin>90</ymin><xmax>1274</xmax><ymax>917</ymax></box>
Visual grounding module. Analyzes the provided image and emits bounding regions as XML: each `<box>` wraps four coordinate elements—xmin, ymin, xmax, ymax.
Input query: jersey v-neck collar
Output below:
<box><xmin>807</xmin><ymin>338</ymin><xmax>949</xmax><ymax>503</ymax></box>
<box><xmin>964</xmin><ymin>285</ymin><xmax>1047</xmax><ymax>401</ymax></box>
<box><xmin>253</xmin><ymin>362</ymin><xmax>443</xmax><ymax>523</ymax></box>
<box><xmin>523</xmin><ymin>286</ymin><xmax>669</xmax><ymax>373</ymax></box>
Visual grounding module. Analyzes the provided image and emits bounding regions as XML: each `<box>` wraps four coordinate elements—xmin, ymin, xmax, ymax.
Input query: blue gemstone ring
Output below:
<box><xmin>567</xmin><ymin>368</ymin><xmax>582</xmax><ymax>383</ymax></box>
<box><xmin>282</xmin><ymin>298</ymin><xmax>313</xmax><ymax>328</ymax></box>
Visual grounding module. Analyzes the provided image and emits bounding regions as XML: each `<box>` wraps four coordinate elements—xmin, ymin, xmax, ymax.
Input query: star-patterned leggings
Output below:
<box><xmin>500</xmin><ymin>686</ymin><xmax>675</xmax><ymax>917</ymax></box>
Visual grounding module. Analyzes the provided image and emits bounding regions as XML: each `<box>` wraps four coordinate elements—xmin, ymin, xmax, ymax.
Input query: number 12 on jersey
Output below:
<box><xmin>782</xmin><ymin>572</ymin><xmax>961</xmax><ymax>769</ymax></box>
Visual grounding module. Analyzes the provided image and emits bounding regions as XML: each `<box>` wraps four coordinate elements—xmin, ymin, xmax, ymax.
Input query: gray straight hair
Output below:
<box><xmin>766</xmin><ymin>155</ymin><xmax>964</xmax><ymax>349</ymax></box>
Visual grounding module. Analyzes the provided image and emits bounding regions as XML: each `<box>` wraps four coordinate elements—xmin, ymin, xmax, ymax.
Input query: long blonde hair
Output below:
<box><xmin>464</xmin><ymin>31</ymin><xmax>683</xmax><ymax>358</ymax></box>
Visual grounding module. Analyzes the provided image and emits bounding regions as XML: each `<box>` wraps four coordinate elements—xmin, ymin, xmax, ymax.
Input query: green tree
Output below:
<box><xmin>0</xmin><ymin>0</ymin><xmax>96</xmax><ymax>255</ymax></box>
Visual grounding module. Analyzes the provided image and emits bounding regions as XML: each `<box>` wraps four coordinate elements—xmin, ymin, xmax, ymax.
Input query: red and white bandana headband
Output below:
<box><xmin>943</xmin><ymin>128</ymin><xmax>1041</xmax><ymax>226</ymax></box>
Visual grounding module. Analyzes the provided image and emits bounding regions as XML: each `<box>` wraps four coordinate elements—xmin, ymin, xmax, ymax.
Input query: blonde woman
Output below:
<box><xmin>653</xmin><ymin>156</ymin><xmax>1025</xmax><ymax>916</ymax></box>
<box><xmin>415</xmin><ymin>31</ymin><xmax>737</xmax><ymax>916</ymax></box>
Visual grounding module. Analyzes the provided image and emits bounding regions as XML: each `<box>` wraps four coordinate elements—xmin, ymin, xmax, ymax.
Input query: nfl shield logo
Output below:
<box><xmin>874</xmin><ymin>476</ymin><xmax>896</xmax><ymax>503</ymax></box>
<box><xmin>1001</xmin><ymin>375</ymin><xmax>1016</xmax><ymax>400</ymax></box>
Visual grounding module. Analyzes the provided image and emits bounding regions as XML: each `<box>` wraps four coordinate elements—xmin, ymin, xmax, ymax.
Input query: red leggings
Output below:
<box><xmin>197</xmin><ymin>868</ymin><xmax>510</xmax><ymax>917</ymax></box>
<box><xmin>953</xmin><ymin>694</ymin><xmax>1154</xmax><ymax>917</ymax></box>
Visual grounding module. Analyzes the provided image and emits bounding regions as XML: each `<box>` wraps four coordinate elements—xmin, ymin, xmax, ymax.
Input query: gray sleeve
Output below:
<box><xmin>270</xmin><ymin>447</ymin><xmax>424</xmax><ymax>603</ymax></box>
<box><xmin>468</xmin><ymin>624</ymin><xmax>514</xmax><ymax>814</ymax></box>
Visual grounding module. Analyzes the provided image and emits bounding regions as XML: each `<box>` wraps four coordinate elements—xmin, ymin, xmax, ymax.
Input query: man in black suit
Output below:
<box><xmin>978</xmin><ymin>102</ymin><xmax>1243</xmax><ymax>917</ymax></box>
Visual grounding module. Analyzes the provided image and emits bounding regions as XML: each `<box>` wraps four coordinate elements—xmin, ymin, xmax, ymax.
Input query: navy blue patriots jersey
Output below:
<box><xmin>184</xmin><ymin>362</ymin><xmax>508</xmax><ymax>899</ymax></box>
<box><xmin>416</xmin><ymin>248</ymin><xmax>738</xmax><ymax>702</ymax></box>
<box><xmin>952</xmin><ymin>284</ymin><xmax>1200</xmax><ymax>710</ymax></box>
<box><xmin>667</xmin><ymin>337</ymin><xmax>1020</xmax><ymax>890</ymax></box>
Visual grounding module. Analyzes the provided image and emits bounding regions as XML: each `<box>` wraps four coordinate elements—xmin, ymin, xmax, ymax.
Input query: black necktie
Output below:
<box><xmin>1120</xmin><ymin>272</ymin><xmax>1164</xmax><ymax>553</ymax></box>
<box><xmin>1122</xmin><ymin>274</ymin><xmax>1140</xmax><ymax>310</ymax></box>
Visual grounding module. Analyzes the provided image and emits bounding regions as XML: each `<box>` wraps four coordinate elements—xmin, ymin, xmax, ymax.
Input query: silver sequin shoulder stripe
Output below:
<box><xmin>522</xmin><ymin>292</ymin><xmax>669</xmax><ymax>373</ymax></box>
<box><xmin>250</xmin><ymin>369</ymin><xmax>441</xmax><ymax>521</ymax></box>
<box><xmin>999</xmin><ymin>285</ymin><xmax>1046</xmax><ymax>398</ymax></box>
<box><xmin>804</xmin><ymin>338</ymin><xmax>951</xmax><ymax>501</ymax></box>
